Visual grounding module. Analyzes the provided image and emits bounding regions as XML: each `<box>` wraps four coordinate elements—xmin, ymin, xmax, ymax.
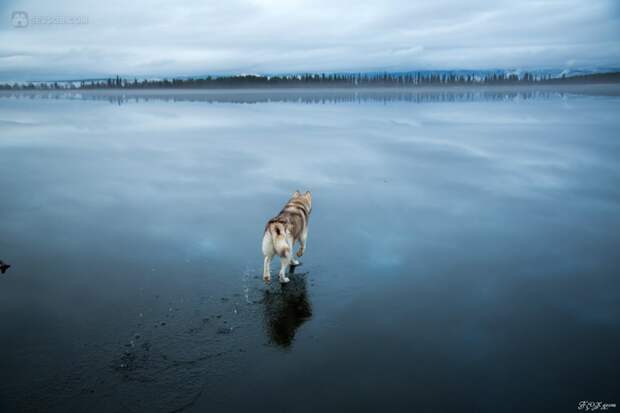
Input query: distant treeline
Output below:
<box><xmin>2</xmin><ymin>71</ymin><xmax>619</xmax><ymax>90</ymax></box>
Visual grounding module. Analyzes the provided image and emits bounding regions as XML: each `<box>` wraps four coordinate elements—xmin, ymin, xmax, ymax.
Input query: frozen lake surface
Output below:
<box><xmin>1</xmin><ymin>87</ymin><xmax>619</xmax><ymax>412</ymax></box>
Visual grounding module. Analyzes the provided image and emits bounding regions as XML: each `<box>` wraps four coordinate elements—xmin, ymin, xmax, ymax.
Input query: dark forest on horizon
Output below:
<box><xmin>1</xmin><ymin>71</ymin><xmax>619</xmax><ymax>90</ymax></box>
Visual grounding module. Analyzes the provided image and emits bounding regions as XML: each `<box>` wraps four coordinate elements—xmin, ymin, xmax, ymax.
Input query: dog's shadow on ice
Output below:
<box><xmin>262</xmin><ymin>268</ymin><xmax>312</xmax><ymax>348</ymax></box>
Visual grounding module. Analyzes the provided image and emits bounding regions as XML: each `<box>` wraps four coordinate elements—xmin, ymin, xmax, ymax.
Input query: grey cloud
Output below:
<box><xmin>0</xmin><ymin>0</ymin><xmax>619</xmax><ymax>81</ymax></box>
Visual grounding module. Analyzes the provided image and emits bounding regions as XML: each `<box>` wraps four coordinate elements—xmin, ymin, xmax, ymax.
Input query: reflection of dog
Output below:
<box><xmin>262</xmin><ymin>270</ymin><xmax>312</xmax><ymax>347</ymax></box>
<box><xmin>11</xmin><ymin>11</ymin><xmax>29</xmax><ymax>28</ymax></box>
<box><xmin>262</xmin><ymin>191</ymin><xmax>312</xmax><ymax>283</ymax></box>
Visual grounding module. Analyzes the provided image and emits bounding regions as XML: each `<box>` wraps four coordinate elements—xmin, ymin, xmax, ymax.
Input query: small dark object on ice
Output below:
<box><xmin>217</xmin><ymin>327</ymin><xmax>233</xmax><ymax>335</ymax></box>
<box><xmin>0</xmin><ymin>260</ymin><xmax>10</xmax><ymax>274</ymax></box>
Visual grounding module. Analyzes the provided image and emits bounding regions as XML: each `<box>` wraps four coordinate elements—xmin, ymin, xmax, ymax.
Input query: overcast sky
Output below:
<box><xmin>1</xmin><ymin>0</ymin><xmax>619</xmax><ymax>81</ymax></box>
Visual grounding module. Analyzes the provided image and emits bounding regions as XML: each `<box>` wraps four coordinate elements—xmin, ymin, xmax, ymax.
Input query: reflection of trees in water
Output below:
<box><xmin>262</xmin><ymin>269</ymin><xmax>312</xmax><ymax>348</ymax></box>
<box><xmin>0</xmin><ymin>88</ymin><xmax>575</xmax><ymax>106</ymax></box>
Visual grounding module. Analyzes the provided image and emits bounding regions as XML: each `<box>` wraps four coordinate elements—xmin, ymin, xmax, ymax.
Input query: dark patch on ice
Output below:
<box><xmin>0</xmin><ymin>260</ymin><xmax>10</xmax><ymax>274</ymax></box>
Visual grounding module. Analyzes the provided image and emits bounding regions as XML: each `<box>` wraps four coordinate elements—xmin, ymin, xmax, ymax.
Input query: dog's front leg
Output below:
<box><xmin>263</xmin><ymin>254</ymin><xmax>273</xmax><ymax>283</ymax></box>
<box><xmin>290</xmin><ymin>237</ymin><xmax>301</xmax><ymax>266</ymax></box>
<box><xmin>296</xmin><ymin>230</ymin><xmax>307</xmax><ymax>257</ymax></box>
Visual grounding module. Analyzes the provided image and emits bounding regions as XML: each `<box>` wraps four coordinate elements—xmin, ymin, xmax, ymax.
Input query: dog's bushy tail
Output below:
<box><xmin>268</xmin><ymin>222</ymin><xmax>290</xmax><ymax>258</ymax></box>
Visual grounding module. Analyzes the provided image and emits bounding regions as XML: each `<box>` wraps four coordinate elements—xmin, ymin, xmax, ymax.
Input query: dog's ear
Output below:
<box><xmin>293</xmin><ymin>190</ymin><xmax>301</xmax><ymax>197</ymax></box>
<box><xmin>305</xmin><ymin>191</ymin><xmax>312</xmax><ymax>199</ymax></box>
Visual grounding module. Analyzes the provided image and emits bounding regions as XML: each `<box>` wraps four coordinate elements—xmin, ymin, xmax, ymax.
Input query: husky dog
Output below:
<box><xmin>262</xmin><ymin>191</ymin><xmax>312</xmax><ymax>283</ymax></box>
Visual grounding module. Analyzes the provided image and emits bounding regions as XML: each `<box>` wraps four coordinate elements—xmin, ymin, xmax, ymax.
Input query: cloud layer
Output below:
<box><xmin>1</xmin><ymin>0</ymin><xmax>619</xmax><ymax>80</ymax></box>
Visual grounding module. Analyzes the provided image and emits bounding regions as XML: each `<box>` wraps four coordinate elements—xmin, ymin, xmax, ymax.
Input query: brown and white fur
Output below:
<box><xmin>262</xmin><ymin>191</ymin><xmax>312</xmax><ymax>283</ymax></box>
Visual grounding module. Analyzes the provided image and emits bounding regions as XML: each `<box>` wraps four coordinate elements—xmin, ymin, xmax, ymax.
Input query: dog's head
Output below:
<box><xmin>292</xmin><ymin>190</ymin><xmax>312</xmax><ymax>213</ymax></box>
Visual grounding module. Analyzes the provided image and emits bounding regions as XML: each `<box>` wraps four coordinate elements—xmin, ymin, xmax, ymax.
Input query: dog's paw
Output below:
<box><xmin>296</xmin><ymin>250</ymin><xmax>304</xmax><ymax>257</ymax></box>
<box><xmin>263</xmin><ymin>274</ymin><xmax>271</xmax><ymax>283</ymax></box>
<box><xmin>290</xmin><ymin>258</ymin><xmax>301</xmax><ymax>266</ymax></box>
<box><xmin>278</xmin><ymin>274</ymin><xmax>290</xmax><ymax>283</ymax></box>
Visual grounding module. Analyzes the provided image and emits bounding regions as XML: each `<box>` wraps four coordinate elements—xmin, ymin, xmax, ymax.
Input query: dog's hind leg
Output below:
<box><xmin>263</xmin><ymin>253</ymin><xmax>274</xmax><ymax>283</ymax></box>
<box><xmin>278</xmin><ymin>254</ymin><xmax>291</xmax><ymax>283</ymax></box>
<box><xmin>262</xmin><ymin>231</ymin><xmax>275</xmax><ymax>283</ymax></box>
